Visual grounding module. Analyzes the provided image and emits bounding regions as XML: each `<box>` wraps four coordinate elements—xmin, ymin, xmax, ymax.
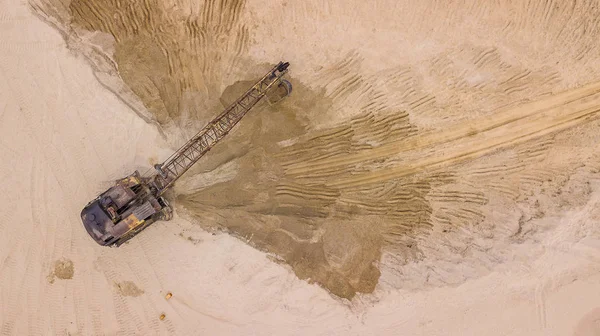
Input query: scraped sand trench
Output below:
<box><xmin>2</xmin><ymin>0</ymin><xmax>600</xmax><ymax>334</ymax></box>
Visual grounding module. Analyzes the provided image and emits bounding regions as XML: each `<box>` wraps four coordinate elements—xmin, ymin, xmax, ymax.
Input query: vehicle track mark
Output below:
<box><xmin>329</xmin><ymin>105</ymin><xmax>600</xmax><ymax>189</ymax></box>
<box><xmin>286</xmin><ymin>81</ymin><xmax>600</xmax><ymax>184</ymax></box>
<box><xmin>535</xmin><ymin>283</ymin><xmax>548</xmax><ymax>329</ymax></box>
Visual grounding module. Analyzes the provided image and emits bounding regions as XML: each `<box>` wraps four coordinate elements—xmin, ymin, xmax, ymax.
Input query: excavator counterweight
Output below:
<box><xmin>80</xmin><ymin>62</ymin><xmax>292</xmax><ymax>246</ymax></box>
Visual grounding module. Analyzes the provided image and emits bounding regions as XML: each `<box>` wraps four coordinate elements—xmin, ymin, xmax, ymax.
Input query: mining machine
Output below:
<box><xmin>80</xmin><ymin>62</ymin><xmax>292</xmax><ymax>246</ymax></box>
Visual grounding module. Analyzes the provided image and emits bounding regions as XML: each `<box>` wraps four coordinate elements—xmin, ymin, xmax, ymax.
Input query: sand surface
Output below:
<box><xmin>2</xmin><ymin>0</ymin><xmax>600</xmax><ymax>334</ymax></box>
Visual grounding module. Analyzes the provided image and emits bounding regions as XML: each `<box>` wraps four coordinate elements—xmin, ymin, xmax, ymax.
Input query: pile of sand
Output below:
<box><xmin>0</xmin><ymin>0</ymin><xmax>599</xmax><ymax>334</ymax></box>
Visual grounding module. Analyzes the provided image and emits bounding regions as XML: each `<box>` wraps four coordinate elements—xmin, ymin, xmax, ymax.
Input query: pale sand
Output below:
<box><xmin>1</xmin><ymin>0</ymin><xmax>600</xmax><ymax>335</ymax></box>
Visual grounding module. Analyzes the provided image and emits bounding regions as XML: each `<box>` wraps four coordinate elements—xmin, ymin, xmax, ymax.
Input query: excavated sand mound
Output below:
<box><xmin>1</xmin><ymin>0</ymin><xmax>600</xmax><ymax>334</ymax></box>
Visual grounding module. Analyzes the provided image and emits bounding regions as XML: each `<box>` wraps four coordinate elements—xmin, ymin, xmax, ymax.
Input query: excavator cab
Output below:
<box><xmin>80</xmin><ymin>171</ymin><xmax>172</xmax><ymax>246</ymax></box>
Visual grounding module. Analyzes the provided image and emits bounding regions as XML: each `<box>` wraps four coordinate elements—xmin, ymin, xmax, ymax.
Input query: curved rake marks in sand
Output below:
<box><xmin>472</xmin><ymin>47</ymin><xmax>498</xmax><ymax>68</ymax></box>
<box><xmin>285</xmin><ymin>81</ymin><xmax>600</xmax><ymax>179</ymax></box>
<box><xmin>429</xmin><ymin>190</ymin><xmax>487</xmax><ymax>206</ymax></box>
<box><xmin>64</xmin><ymin>0</ymin><xmax>251</xmax><ymax>123</ymax></box>
<box><xmin>329</xmin><ymin>104</ymin><xmax>600</xmax><ymax>189</ymax></box>
<box><xmin>275</xmin><ymin>182</ymin><xmax>339</xmax><ymax>202</ymax></box>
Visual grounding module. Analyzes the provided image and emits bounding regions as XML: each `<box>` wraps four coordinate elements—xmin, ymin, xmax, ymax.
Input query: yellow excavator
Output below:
<box><xmin>80</xmin><ymin>62</ymin><xmax>292</xmax><ymax>246</ymax></box>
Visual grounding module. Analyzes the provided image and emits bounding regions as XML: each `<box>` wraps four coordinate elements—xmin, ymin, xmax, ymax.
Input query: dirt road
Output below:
<box><xmin>306</xmin><ymin>81</ymin><xmax>600</xmax><ymax>188</ymax></box>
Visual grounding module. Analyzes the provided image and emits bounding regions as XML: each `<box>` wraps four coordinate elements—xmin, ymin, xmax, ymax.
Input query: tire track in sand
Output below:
<box><xmin>283</xmin><ymin>81</ymin><xmax>600</xmax><ymax>189</ymax></box>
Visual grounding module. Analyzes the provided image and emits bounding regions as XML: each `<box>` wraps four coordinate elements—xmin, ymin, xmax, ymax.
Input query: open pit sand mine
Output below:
<box><xmin>2</xmin><ymin>0</ymin><xmax>600</xmax><ymax>334</ymax></box>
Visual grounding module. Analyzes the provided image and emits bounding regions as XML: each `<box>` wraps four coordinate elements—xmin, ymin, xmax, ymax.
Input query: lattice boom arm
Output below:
<box><xmin>153</xmin><ymin>62</ymin><xmax>290</xmax><ymax>192</ymax></box>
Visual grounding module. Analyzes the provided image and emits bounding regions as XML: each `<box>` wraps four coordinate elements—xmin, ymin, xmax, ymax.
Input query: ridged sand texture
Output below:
<box><xmin>27</xmin><ymin>0</ymin><xmax>600</xmax><ymax>303</ymax></box>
